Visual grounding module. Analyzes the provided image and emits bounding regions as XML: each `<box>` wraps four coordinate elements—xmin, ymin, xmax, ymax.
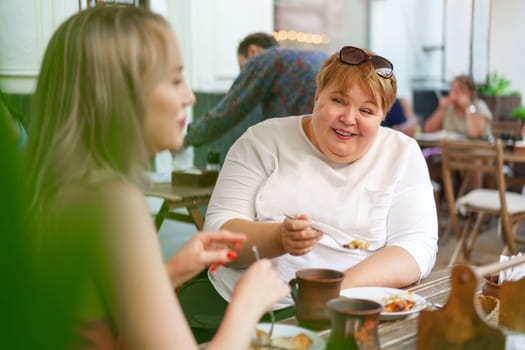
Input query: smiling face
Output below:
<box><xmin>306</xmin><ymin>50</ymin><xmax>397</xmax><ymax>164</ymax></box>
<box><xmin>142</xmin><ymin>34</ymin><xmax>195</xmax><ymax>156</ymax></box>
<box><xmin>307</xmin><ymin>81</ymin><xmax>384</xmax><ymax>163</ymax></box>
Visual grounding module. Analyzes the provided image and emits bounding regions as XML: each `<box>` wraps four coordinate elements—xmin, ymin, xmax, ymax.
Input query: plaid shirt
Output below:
<box><xmin>185</xmin><ymin>47</ymin><xmax>328</xmax><ymax>146</ymax></box>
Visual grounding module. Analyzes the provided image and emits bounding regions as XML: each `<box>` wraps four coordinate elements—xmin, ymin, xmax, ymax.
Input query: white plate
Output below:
<box><xmin>340</xmin><ymin>287</ymin><xmax>427</xmax><ymax>320</ymax></box>
<box><xmin>253</xmin><ymin>323</ymin><xmax>325</xmax><ymax>350</ymax></box>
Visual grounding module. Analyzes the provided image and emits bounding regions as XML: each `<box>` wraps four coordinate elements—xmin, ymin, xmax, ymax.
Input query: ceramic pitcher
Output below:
<box><xmin>326</xmin><ymin>297</ymin><xmax>382</xmax><ymax>350</ymax></box>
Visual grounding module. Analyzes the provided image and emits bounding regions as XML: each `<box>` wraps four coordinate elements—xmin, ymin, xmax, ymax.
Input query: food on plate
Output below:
<box><xmin>249</xmin><ymin>328</ymin><xmax>313</xmax><ymax>350</ymax></box>
<box><xmin>383</xmin><ymin>298</ymin><xmax>416</xmax><ymax>312</ymax></box>
<box><xmin>342</xmin><ymin>239</ymin><xmax>370</xmax><ymax>251</ymax></box>
<box><xmin>382</xmin><ymin>292</ymin><xmax>417</xmax><ymax>312</ymax></box>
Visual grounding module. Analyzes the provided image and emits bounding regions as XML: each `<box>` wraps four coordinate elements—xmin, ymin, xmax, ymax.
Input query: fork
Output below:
<box><xmin>251</xmin><ymin>245</ymin><xmax>276</xmax><ymax>346</ymax></box>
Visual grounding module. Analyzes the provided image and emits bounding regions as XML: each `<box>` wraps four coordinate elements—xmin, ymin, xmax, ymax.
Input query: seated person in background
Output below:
<box><xmin>423</xmin><ymin>75</ymin><xmax>493</xmax><ymax>190</ymax></box>
<box><xmin>382</xmin><ymin>97</ymin><xmax>417</xmax><ymax>137</ymax></box>
<box><xmin>184</xmin><ymin>32</ymin><xmax>328</xmax><ymax>146</ymax></box>
<box><xmin>0</xmin><ymin>89</ymin><xmax>27</xmax><ymax>150</ymax></box>
<box><xmin>195</xmin><ymin>46</ymin><xmax>438</xmax><ymax>318</ymax></box>
<box><xmin>25</xmin><ymin>6</ymin><xmax>289</xmax><ymax>349</ymax></box>
<box><xmin>423</xmin><ymin>74</ymin><xmax>492</xmax><ymax>139</ymax></box>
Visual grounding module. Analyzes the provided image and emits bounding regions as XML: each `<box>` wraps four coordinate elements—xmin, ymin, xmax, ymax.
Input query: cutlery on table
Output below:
<box><xmin>428</xmin><ymin>302</ymin><xmax>444</xmax><ymax>309</ymax></box>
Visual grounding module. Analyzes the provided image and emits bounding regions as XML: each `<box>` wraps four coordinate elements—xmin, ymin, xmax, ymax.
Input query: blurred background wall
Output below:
<box><xmin>1</xmin><ymin>0</ymin><xmax>524</xmax><ymax>167</ymax></box>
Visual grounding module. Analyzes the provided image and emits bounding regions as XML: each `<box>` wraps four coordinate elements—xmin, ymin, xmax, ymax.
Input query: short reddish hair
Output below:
<box><xmin>315</xmin><ymin>49</ymin><xmax>397</xmax><ymax>116</ymax></box>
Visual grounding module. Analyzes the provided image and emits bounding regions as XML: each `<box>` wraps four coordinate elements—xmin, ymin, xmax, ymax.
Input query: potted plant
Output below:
<box><xmin>512</xmin><ymin>105</ymin><xmax>525</xmax><ymax>121</ymax></box>
<box><xmin>477</xmin><ymin>71</ymin><xmax>522</xmax><ymax>120</ymax></box>
<box><xmin>510</xmin><ymin>106</ymin><xmax>525</xmax><ymax>152</ymax></box>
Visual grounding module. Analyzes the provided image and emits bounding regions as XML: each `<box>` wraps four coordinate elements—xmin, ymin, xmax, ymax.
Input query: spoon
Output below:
<box><xmin>251</xmin><ymin>245</ymin><xmax>276</xmax><ymax>347</ymax></box>
<box><xmin>284</xmin><ymin>214</ymin><xmax>373</xmax><ymax>251</ymax></box>
<box><xmin>429</xmin><ymin>302</ymin><xmax>444</xmax><ymax>309</ymax></box>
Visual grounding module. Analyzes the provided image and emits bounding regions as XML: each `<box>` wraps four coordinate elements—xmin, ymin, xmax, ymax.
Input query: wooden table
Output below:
<box><xmin>197</xmin><ymin>268</ymin><xmax>452</xmax><ymax>349</ymax></box>
<box><xmin>199</xmin><ymin>262</ymin><xmax>525</xmax><ymax>349</ymax></box>
<box><xmin>415</xmin><ymin>138</ymin><xmax>442</xmax><ymax>149</ymax></box>
<box><xmin>144</xmin><ymin>182</ymin><xmax>214</xmax><ymax>230</ymax></box>
<box><xmin>279</xmin><ymin>267</ymin><xmax>452</xmax><ymax>349</ymax></box>
<box><xmin>415</xmin><ymin>135</ymin><xmax>525</xmax><ymax>163</ymax></box>
<box><xmin>416</xmin><ymin>137</ymin><xmax>525</xmax><ymax>193</ymax></box>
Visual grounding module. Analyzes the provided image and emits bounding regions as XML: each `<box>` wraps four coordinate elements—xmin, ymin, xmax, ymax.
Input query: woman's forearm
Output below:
<box><xmin>221</xmin><ymin>219</ymin><xmax>286</xmax><ymax>267</ymax></box>
<box><xmin>206</xmin><ymin>299</ymin><xmax>260</xmax><ymax>350</ymax></box>
<box><xmin>341</xmin><ymin>246</ymin><xmax>421</xmax><ymax>290</ymax></box>
<box><xmin>465</xmin><ymin>113</ymin><xmax>486</xmax><ymax>138</ymax></box>
<box><xmin>165</xmin><ymin>261</ymin><xmax>188</xmax><ymax>288</ymax></box>
<box><xmin>423</xmin><ymin>108</ymin><xmax>444</xmax><ymax>133</ymax></box>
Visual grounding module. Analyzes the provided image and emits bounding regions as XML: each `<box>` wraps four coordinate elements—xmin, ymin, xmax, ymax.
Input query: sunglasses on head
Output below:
<box><xmin>337</xmin><ymin>46</ymin><xmax>394</xmax><ymax>79</ymax></box>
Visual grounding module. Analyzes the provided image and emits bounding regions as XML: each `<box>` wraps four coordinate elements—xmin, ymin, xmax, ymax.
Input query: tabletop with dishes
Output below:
<box><xmin>265</xmin><ymin>266</ymin><xmax>451</xmax><ymax>350</ymax></box>
<box><xmin>198</xmin><ymin>255</ymin><xmax>525</xmax><ymax>350</ymax></box>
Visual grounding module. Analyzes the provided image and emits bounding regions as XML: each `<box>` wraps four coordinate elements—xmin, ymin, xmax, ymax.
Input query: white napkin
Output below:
<box><xmin>498</xmin><ymin>253</ymin><xmax>525</xmax><ymax>283</ymax></box>
<box><xmin>506</xmin><ymin>332</ymin><xmax>525</xmax><ymax>350</ymax></box>
<box><xmin>496</xmin><ymin>254</ymin><xmax>525</xmax><ymax>346</ymax></box>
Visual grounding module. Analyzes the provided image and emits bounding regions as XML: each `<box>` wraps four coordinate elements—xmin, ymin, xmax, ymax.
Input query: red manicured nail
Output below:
<box><xmin>209</xmin><ymin>262</ymin><xmax>224</xmax><ymax>272</ymax></box>
<box><xmin>226</xmin><ymin>250</ymin><xmax>238</xmax><ymax>259</ymax></box>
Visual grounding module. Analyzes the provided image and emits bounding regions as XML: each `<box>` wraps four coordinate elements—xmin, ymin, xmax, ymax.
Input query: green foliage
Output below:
<box><xmin>477</xmin><ymin>71</ymin><xmax>521</xmax><ymax>96</ymax></box>
<box><xmin>512</xmin><ymin>106</ymin><xmax>525</xmax><ymax>120</ymax></box>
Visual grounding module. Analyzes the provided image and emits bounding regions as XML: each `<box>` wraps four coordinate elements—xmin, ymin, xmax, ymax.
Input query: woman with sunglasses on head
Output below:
<box><xmin>25</xmin><ymin>5</ymin><xmax>289</xmax><ymax>349</ymax></box>
<box><xmin>183</xmin><ymin>46</ymin><xmax>438</xmax><ymax>329</ymax></box>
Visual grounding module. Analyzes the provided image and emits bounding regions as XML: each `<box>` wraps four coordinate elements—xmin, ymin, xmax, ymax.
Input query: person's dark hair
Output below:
<box><xmin>237</xmin><ymin>32</ymin><xmax>279</xmax><ymax>56</ymax></box>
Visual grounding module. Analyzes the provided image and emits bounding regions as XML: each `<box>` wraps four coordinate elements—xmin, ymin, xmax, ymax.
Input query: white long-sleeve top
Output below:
<box><xmin>205</xmin><ymin>116</ymin><xmax>438</xmax><ymax>308</ymax></box>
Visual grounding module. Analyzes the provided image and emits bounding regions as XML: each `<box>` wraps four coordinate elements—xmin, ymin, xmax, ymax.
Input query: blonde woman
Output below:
<box><xmin>25</xmin><ymin>5</ymin><xmax>288</xmax><ymax>349</ymax></box>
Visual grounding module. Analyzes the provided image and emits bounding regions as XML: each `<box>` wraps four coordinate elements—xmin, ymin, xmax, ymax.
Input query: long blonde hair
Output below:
<box><xmin>26</xmin><ymin>6</ymin><xmax>177</xmax><ymax>223</ymax></box>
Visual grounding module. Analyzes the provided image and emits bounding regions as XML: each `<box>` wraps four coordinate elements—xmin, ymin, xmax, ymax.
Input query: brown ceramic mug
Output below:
<box><xmin>325</xmin><ymin>297</ymin><xmax>383</xmax><ymax>350</ymax></box>
<box><xmin>481</xmin><ymin>275</ymin><xmax>501</xmax><ymax>299</ymax></box>
<box><xmin>289</xmin><ymin>268</ymin><xmax>345</xmax><ymax>329</ymax></box>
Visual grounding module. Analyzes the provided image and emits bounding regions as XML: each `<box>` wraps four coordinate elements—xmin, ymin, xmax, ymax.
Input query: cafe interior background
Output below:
<box><xmin>1</xmin><ymin>0</ymin><xmax>524</xmax><ymax>170</ymax></box>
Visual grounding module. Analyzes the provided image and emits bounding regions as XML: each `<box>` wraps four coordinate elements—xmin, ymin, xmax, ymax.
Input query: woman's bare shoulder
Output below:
<box><xmin>57</xmin><ymin>178</ymin><xmax>150</xmax><ymax>232</ymax></box>
<box><xmin>62</xmin><ymin>177</ymin><xmax>142</xmax><ymax>205</ymax></box>
<box><xmin>55</xmin><ymin>178</ymin><xmax>157</xmax><ymax>265</ymax></box>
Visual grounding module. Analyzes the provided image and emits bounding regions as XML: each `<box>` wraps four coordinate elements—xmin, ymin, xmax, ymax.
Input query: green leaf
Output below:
<box><xmin>512</xmin><ymin>106</ymin><xmax>525</xmax><ymax>120</ymax></box>
<box><xmin>477</xmin><ymin>71</ymin><xmax>517</xmax><ymax>96</ymax></box>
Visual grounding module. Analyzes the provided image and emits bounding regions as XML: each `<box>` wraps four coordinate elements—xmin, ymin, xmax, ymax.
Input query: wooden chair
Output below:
<box><xmin>491</xmin><ymin>119</ymin><xmax>525</xmax><ymax>191</ymax></box>
<box><xmin>440</xmin><ymin>139</ymin><xmax>525</xmax><ymax>266</ymax></box>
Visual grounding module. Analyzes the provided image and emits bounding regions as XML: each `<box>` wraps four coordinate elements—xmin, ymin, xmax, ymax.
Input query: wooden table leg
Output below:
<box><xmin>155</xmin><ymin>200</ymin><xmax>170</xmax><ymax>230</ymax></box>
<box><xmin>187</xmin><ymin>206</ymin><xmax>204</xmax><ymax>230</ymax></box>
